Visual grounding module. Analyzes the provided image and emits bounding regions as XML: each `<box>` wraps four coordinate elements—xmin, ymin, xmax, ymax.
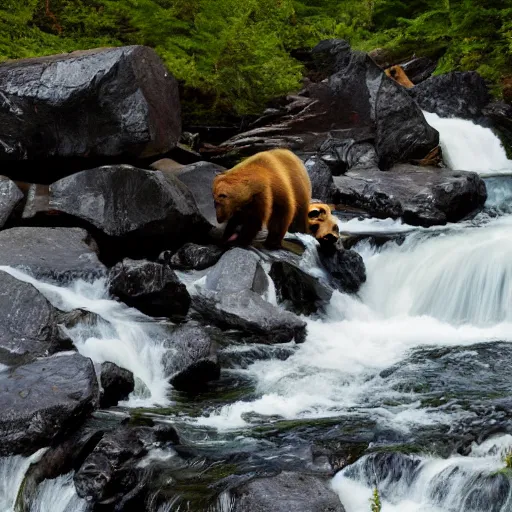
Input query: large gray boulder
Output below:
<box><xmin>0</xmin><ymin>354</ymin><xmax>98</xmax><ymax>455</ymax></box>
<box><xmin>0</xmin><ymin>46</ymin><xmax>180</xmax><ymax>162</ymax></box>
<box><xmin>193</xmin><ymin>249</ymin><xmax>306</xmax><ymax>344</ymax></box>
<box><xmin>333</xmin><ymin>165</ymin><xmax>487</xmax><ymax>227</ymax></box>
<box><xmin>0</xmin><ymin>227</ymin><xmax>106</xmax><ymax>283</ymax></box>
<box><xmin>0</xmin><ymin>270</ymin><xmax>72</xmax><ymax>365</ymax></box>
<box><xmin>232</xmin><ymin>471</ymin><xmax>345</xmax><ymax>512</ymax></box>
<box><xmin>49</xmin><ymin>165</ymin><xmax>210</xmax><ymax>257</ymax></box>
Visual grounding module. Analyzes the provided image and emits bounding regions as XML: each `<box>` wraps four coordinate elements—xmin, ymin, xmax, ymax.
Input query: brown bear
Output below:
<box><xmin>307</xmin><ymin>203</ymin><xmax>340</xmax><ymax>246</ymax></box>
<box><xmin>212</xmin><ymin>149</ymin><xmax>312</xmax><ymax>249</ymax></box>
<box><xmin>385</xmin><ymin>65</ymin><xmax>414</xmax><ymax>88</ymax></box>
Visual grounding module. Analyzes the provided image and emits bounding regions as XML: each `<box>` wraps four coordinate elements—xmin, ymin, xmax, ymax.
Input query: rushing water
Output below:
<box><xmin>423</xmin><ymin>111</ymin><xmax>512</xmax><ymax>175</ymax></box>
<box><xmin>2</xmin><ymin>116</ymin><xmax>512</xmax><ymax>511</ymax></box>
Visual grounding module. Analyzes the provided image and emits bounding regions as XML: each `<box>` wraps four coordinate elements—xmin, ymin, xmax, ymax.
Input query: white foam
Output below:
<box><xmin>0</xmin><ymin>267</ymin><xmax>172</xmax><ymax>407</ymax></box>
<box><xmin>423</xmin><ymin>111</ymin><xmax>512</xmax><ymax>174</ymax></box>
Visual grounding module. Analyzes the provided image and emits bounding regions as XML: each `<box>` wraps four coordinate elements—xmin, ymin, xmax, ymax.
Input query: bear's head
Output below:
<box><xmin>212</xmin><ymin>174</ymin><xmax>253</xmax><ymax>224</ymax></box>
<box><xmin>308</xmin><ymin>203</ymin><xmax>340</xmax><ymax>245</ymax></box>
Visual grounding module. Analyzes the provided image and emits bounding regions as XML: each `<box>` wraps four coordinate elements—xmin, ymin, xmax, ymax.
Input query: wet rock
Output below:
<box><xmin>204</xmin><ymin>248</ymin><xmax>269</xmax><ymax>296</ymax></box>
<box><xmin>74</xmin><ymin>425</ymin><xmax>178</xmax><ymax>504</ymax></box>
<box><xmin>208</xmin><ymin>40</ymin><xmax>438</xmax><ymax>171</ymax></box>
<box><xmin>232</xmin><ymin>471</ymin><xmax>345</xmax><ymax>512</ymax></box>
<box><xmin>400</xmin><ymin>57</ymin><xmax>437</xmax><ymax>84</ymax></box>
<box><xmin>269</xmin><ymin>261</ymin><xmax>332</xmax><ymax>315</ymax></box>
<box><xmin>332</xmin><ymin>165</ymin><xmax>487</xmax><ymax>227</ymax></box>
<box><xmin>319</xmin><ymin>138</ymin><xmax>379</xmax><ymax>175</ymax></box>
<box><xmin>168</xmin><ymin>243</ymin><xmax>224</xmax><ymax>271</ymax></box>
<box><xmin>0</xmin><ymin>176</ymin><xmax>23</xmax><ymax>226</ymax></box>
<box><xmin>0</xmin><ymin>46</ymin><xmax>180</xmax><ymax>162</ymax></box>
<box><xmin>318</xmin><ymin>243</ymin><xmax>366</xmax><ymax>294</ymax></box>
<box><xmin>0</xmin><ymin>227</ymin><xmax>105</xmax><ymax>283</ymax></box>
<box><xmin>411</xmin><ymin>71</ymin><xmax>490</xmax><ymax>120</ymax></box>
<box><xmin>482</xmin><ymin>101</ymin><xmax>512</xmax><ymax>154</ymax></box>
<box><xmin>164</xmin><ymin>324</ymin><xmax>220</xmax><ymax>392</ymax></box>
<box><xmin>108</xmin><ymin>258</ymin><xmax>190</xmax><ymax>321</ymax></box>
<box><xmin>50</xmin><ymin>165</ymin><xmax>210</xmax><ymax>258</ymax></box>
<box><xmin>305</xmin><ymin>156</ymin><xmax>334</xmax><ymax>202</ymax></box>
<box><xmin>0</xmin><ymin>270</ymin><xmax>73</xmax><ymax>365</ymax></box>
<box><xmin>310</xmin><ymin>38</ymin><xmax>353</xmax><ymax>77</ymax></box>
<box><xmin>172</xmin><ymin>161</ymin><xmax>226</xmax><ymax>230</ymax></box>
<box><xmin>193</xmin><ymin>290</ymin><xmax>307</xmax><ymax>345</ymax></box>
<box><xmin>57</xmin><ymin>308</ymin><xmax>101</xmax><ymax>330</ymax></box>
<box><xmin>0</xmin><ymin>353</ymin><xmax>98</xmax><ymax>456</ymax></box>
<box><xmin>100</xmin><ymin>362</ymin><xmax>135</xmax><ymax>408</ymax></box>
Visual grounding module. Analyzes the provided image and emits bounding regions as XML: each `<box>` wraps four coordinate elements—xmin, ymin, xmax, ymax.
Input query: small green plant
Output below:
<box><xmin>503</xmin><ymin>448</ymin><xmax>512</xmax><ymax>469</ymax></box>
<box><xmin>370</xmin><ymin>486</ymin><xmax>382</xmax><ymax>512</ymax></box>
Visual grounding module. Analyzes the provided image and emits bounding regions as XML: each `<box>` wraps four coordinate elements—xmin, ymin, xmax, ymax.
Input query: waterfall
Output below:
<box><xmin>423</xmin><ymin>111</ymin><xmax>512</xmax><ymax>175</ymax></box>
<box><xmin>332</xmin><ymin>434</ymin><xmax>512</xmax><ymax>512</ymax></box>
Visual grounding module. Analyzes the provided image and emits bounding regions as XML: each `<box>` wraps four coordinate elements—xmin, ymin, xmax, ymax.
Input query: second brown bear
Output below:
<box><xmin>212</xmin><ymin>149</ymin><xmax>312</xmax><ymax>249</ymax></box>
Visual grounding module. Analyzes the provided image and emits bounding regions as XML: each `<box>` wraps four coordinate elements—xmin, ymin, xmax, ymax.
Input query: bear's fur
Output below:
<box><xmin>308</xmin><ymin>203</ymin><xmax>340</xmax><ymax>246</ymax></box>
<box><xmin>385</xmin><ymin>65</ymin><xmax>414</xmax><ymax>88</ymax></box>
<box><xmin>212</xmin><ymin>149</ymin><xmax>312</xmax><ymax>249</ymax></box>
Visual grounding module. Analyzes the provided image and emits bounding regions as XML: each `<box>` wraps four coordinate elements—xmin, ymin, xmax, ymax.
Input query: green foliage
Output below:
<box><xmin>370</xmin><ymin>487</ymin><xmax>382</xmax><ymax>512</ymax></box>
<box><xmin>0</xmin><ymin>0</ymin><xmax>511</xmax><ymax>118</ymax></box>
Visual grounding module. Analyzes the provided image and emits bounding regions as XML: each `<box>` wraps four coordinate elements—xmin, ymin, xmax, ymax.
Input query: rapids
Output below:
<box><xmin>1</xmin><ymin>114</ymin><xmax>512</xmax><ymax>511</ymax></box>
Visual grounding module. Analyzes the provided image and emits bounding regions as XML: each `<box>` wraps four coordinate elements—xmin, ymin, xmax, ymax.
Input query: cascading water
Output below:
<box><xmin>2</xmin><ymin>116</ymin><xmax>512</xmax><ymax>511</ymax></box>
<box><xmin>422</xmin><ymin>111</ymin><xmax>512</xmax><ymax>175</ymax></box>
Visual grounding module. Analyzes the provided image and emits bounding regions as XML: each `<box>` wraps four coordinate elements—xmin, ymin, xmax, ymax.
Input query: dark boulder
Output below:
<box><xmin>49</xmin><ymin>165</ymin><xmax>210</xmax><ymax>259</ymax></box>
<box><xmin>332</xmin><ymin>165</ymin><xmax>487</xmax><ymax>227</ymax></box>
<box><xmin>100</xmin><ymin>362</ymin><xmax>135</xmax><ymax>408</ymax></box>
<box><xmin>232</xmin><ymin>471</ymin><xmax>345</xmax><ymax>512</ymax></box>
<box><xmin>400</xmin><ymin>57</ymin><xmax>437</xmax><ymax>84</ymax></box>
<box><xmin>0</xmin><ymin>354</ymin><xmax>98</xmax><ymax>456</ymax></box>
<box><xmin>193</xmin><ymin>290</ymin><xmax>307</xmax><ymax>345</ymax></box>
<box><xmin>269</xmin><ymin>261</ymin><xmax>332</xmax><ymax>315</ymax></box>
<box><xmin>0</xmin><ymin>270</ymin><xmax>72</xmax><ymax>365</ymax></box>
<box><xmin>207</xmin><ymin>40</ymin><xmax>438</xmax><ymax>171</ymax></box>
<box><xmin>310</xmin><ymin>39</ymin><xmax>352</xmax><ymax>77</ymax></box>
<box><xmin>168</xmin><ymin>243</ymin><xmax>224</xmax><ymax>271</ymax></box>
<box><xmin>163</xmin><ymin>324</ymin><xmax>220</xmax><ymax>392</ymax></box>
<box><xmin>0</xmin><ymin>46</ymin><xmax>180</xmax><ymax>162</ymax></box>
<box><xmin>108</xmin><ymin>258</ymin><xmax>190</xmax><ymax>321</ymax></box>
<box><xmin>0</xmin><ymin>227</ymin><xmax>106</xmax><ymax>283</ymax></box>
<box><xmin>410</xmin><ymin>71</ymin><xmax>490</xmax><ymax>119</ymax></box>
<box><xmin>0</xmin><ymin>176</ymin><xmax>23</xmax><ymax>227</ymax></box>
<box><xmin>482</xmin><ymin>102</ymin><xmax>512</xmax><ymax>155</ymax></box>
<box><xmin>318</xmin><ymin>243</ymin><xmax>366</xmax><ymax>294</ymax></box>
<box><xmin>305</xmin><ymin>156</ymin><xmax>334</xmax><ymax>202</ymax></box>
<box><xmin>74</xmin><ymin>425</ymin><xmax>178</xmax><ymax>504</ymax></box>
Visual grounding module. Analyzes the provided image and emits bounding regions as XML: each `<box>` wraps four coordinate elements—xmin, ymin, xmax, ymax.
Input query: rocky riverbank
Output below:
<box><xmin>0</xmin><ymin>39</ymin><xmax>509</xmax><ymax>511</ymax></box>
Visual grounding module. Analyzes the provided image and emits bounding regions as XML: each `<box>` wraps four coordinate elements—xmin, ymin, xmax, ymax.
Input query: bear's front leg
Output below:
<box><xmin>265</xmin><ymin>203</ymin><xmax>292</xmax><ymax>250</ymax></box>
<box><xmin>235</xmin><ymin>213</ymin><xmax>263</xmax><ymax>247</ymax></box>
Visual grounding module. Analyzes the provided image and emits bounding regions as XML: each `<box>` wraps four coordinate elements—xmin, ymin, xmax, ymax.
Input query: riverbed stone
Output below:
<box><xmin>163</xmin><ymin>324</ymin><xmax>220</xmax><ymax>392</ymax></box>
<box><xmin>232</xmin><ymin>471</ymin><xmax>345</xmax><ymax>512</ymax></box>
<box><xmin>0</xmin><ymin>354</ymin><xmax>98</xmax><ymax>456</ymax></box>
<box><xmin>0</xmin><ymin>270</ymin><xmax>73</xmax><ymax>365</ymax></box>
<box><xmin>0</xmin><ymin>227</ymin><xmax>106</xmax><ymax>283</ymax></box>
<box><xmin>0</xmin><ymin>176</ymin><xmax>23</xmax><ymax>227</ymax></box>
<box><xmin>108</xmin><ymin>258</ymin><xmax>190</xmax><ymax>320</ymax></box>
<box><xmin>168</xmin><ymin>243</ymin><xmax>224</xmax><ymax>270</ymax></box>
<box><xmin>100</xmin><ymin>362</ymin><xmax>135</xmax><ymax>408</ymax></box>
